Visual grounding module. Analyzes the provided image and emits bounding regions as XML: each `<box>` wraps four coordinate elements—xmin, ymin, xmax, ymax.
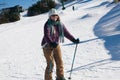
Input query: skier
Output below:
<box><xmin>72</xmin><ymin>6</ymin><xmax>75</xmax><ymax>11</ymax></box>
<box><xmin>41</xmin><ymin>8</ymin><xmax>79</xmax><ymax>80</ymax></box>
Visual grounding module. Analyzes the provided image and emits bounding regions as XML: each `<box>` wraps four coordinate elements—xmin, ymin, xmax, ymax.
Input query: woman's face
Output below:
<box><xmin>50</xmin><ymin>15</ymin><xmax>59</xmax><ymax>21</ymax></box>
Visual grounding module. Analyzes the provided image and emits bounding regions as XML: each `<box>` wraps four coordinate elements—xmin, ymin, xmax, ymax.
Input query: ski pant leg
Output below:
<box><xmin>43</xmin><ymin>46</ymin><xmax>54</xmax><ymax>80</ymax></box>
<box><xmin>53</xmin><ymin>45</ymin><xmax>64</xmax><ymax>79</ymax></box>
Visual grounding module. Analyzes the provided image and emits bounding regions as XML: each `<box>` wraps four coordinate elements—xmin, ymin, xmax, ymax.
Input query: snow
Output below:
<box><xmin>0</xmin><ymin>0</ymin><xmax>120</xmax><ymax>80</ymax></box>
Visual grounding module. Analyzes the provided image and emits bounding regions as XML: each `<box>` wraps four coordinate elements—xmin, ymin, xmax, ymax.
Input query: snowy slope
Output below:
<box><xmin>0</xmin><ymin>0</ymin><xmax>120</xmax><ymax>80</ymax></box>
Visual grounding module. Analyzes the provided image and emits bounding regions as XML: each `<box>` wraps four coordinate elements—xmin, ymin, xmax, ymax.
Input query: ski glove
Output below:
<box><xmin>50</xmin><ymin>42</ymin><xmax>58</xmax><ymax>48</ymax></box>
<box><xmin>73</xmin><ymin>38</ymin><xmax>80</xmax><ymax>44</ymax></box>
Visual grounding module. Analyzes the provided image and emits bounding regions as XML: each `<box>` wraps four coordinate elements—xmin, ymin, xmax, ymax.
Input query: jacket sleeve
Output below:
<box><xmin>63</xmin><ymin>24</ymin><xmax>76</xmax><ymax>42</ymax></box>
<box><xmin>44</xmin><ymin>24</ymin><xmax>53</xmax><ymax>44</ymax></box>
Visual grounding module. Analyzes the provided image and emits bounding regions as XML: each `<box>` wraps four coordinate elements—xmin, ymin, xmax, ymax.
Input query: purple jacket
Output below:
<box><xmin>41</xmin><ymin>22</ymin><xmax>75</xmax><ymax>46</ymax></box>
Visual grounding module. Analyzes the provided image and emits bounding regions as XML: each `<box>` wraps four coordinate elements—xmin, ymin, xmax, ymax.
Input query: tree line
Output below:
<box><xmin>0</xmin><ymin>0</ymin><xmax>65</xmax><ymax>24</ymax></box>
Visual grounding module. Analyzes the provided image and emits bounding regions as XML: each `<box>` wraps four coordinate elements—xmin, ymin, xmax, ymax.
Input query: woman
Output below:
<box><xmin>41</xmin><ymin>8</ymin><xmax>79</xmax><ymax>80</ymax></box>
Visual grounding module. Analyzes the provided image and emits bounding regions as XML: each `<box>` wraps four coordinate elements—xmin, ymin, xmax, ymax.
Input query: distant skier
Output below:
<box><xmin>41</xmin><ymin>8</ymin><xmax>79</xmax><ymax>80</ymax></box>
<box><xmin>72</xmin><ymin>6</ymin><xmax>75</xmax><ymax>11</ymax></box>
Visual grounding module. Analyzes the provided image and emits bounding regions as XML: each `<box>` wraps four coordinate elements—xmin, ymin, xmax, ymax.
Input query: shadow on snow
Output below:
<box><xmin>93</xmin><ymin>3</ymin><xmax>120</xmax><ymax>60</ymax></box>
<box><xmin>66</xmin><ymin>2</ymin><xmax>120</xmax><ymax>73</ymax></box>
<box><xmin>67</xmin><ymin>58</ymin><xmax>112</xmax><ymax>72</ymax></box>
<box><xmin>85</xmin><ymin>1</ymin><xmax>111</xmax><ymax>10</ymax></box>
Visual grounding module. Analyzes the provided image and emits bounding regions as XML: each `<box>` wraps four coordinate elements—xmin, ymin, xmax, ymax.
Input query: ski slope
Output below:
<box><xmin>0</xmin><ymin>0</ymin><xmax>120</xmax><ymax>80</ymax></box>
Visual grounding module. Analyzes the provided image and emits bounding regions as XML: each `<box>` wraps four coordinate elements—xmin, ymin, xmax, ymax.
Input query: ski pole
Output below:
<box><xmin>48</xmin><ymin>51</ymin><xmax>54</xmax><ymax>77</ymax></box>
<box><xmin>68</xmin><ymin>44</ymin><xmax>78</xmax><ymax>80</ymax></box>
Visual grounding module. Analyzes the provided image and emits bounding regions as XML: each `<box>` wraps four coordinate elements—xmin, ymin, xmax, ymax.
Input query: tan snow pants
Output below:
<box><xmin>43</xmin><ymin>44</ymin><xmax>64</xmax><ymax>80</ymax></box>
<box><xmin>114</xmin><ymin>0</ymin><xmax>119</xmax><ymax>3</ymax></box>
